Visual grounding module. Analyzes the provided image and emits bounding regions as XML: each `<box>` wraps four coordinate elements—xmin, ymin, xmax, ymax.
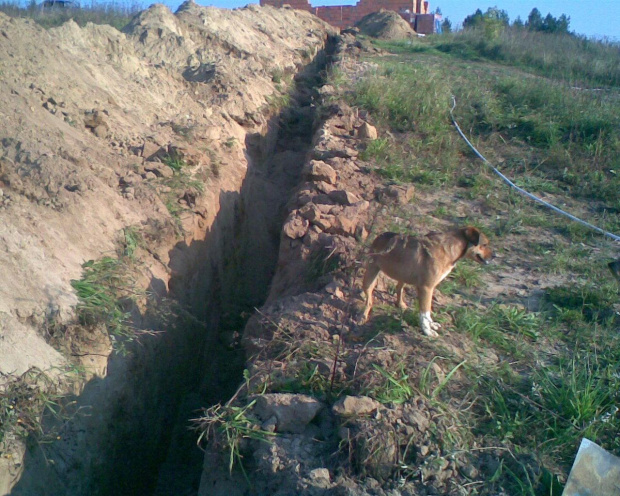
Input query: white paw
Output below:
<box><xmin>422</xmin><ymin>325</ymin><xmax>439</xmax><ymax>337</ymax></box>
<box><xmin>420</xmin><ymin>312</ymin><xmax>440</xmax><ymax>338</ymax></box>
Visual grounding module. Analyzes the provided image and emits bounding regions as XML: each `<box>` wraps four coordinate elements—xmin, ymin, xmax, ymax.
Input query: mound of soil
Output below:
<box><xmin>355</xmin><ymin>9</ymin><xmax>416</xmax><ymax>40</ymax></box>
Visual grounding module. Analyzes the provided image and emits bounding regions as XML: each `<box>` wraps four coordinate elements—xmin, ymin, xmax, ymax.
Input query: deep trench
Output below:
<box><xmin>9</xmin><ymin>40</ymin><xmax>335</xmax><ymax>496</ymax></box>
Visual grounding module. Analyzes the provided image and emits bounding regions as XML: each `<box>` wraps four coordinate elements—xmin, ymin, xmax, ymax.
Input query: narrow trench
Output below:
<box><xmin>8</xmin><ymin>40</ymin><xmax>335</xmax><ymax>496</ymax></box>
<box><xmin>141</xmin><ymin>43</ymin><xmax>335</xmax><ymax>495</ymax></box>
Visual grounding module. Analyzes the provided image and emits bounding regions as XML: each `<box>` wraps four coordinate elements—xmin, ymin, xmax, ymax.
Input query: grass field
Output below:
<box><xmin>332</xmin><ymin>28</ymin><xmax>620</xmax><ymax>494</ymax></box>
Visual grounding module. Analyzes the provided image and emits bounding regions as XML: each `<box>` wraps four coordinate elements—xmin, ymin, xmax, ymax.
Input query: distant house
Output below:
<box><xmin>260</xmin><ymin>0</ymin><xmax>439</xmax><ymax>34</ymax></box>
<box><xmin>41</xmin><ymin>0</ymin><xmax>78</xmax><ymax>8</ymax></box>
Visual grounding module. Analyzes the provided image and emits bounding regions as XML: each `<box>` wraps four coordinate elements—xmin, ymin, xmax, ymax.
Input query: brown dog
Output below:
<box><xmin>360</xmin><ymin>226</ymin><xmax>493</xmax><ymax>336</ymax></box>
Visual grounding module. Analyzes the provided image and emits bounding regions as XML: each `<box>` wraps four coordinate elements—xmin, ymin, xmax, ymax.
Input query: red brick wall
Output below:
<box><xmin>260</xmin><ymin>0</ymin><xmax>421</xmax><ymax>30</ymax></box>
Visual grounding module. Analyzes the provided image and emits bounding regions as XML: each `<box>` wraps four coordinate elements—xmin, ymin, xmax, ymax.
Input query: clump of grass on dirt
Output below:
<box><xmin>193</xmin><ymin>398</ymin><xmax>276</xmax><ymax>479</ymax></box>
<box><xmin>0</xmin><ymin>367</ymin><xmax>73</xmax><ymax>450</ymax></box>
<box><xmin>70</xmin><ymin>226</ymin><xmax>146</xmax><ymax>352</ymax></box>
<box><xmin>156</xmin><ymin>155</ymin><xmax>205</xmax><ymax>233</ymax></box>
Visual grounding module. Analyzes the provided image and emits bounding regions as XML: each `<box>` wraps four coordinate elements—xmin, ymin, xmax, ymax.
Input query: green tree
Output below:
<box><xmin>526</xmin><ymin>8</ymin><xmax>570</xmax><ymax>34</ymax></box>
<box><xmin>463</xmin><ymin>8</ymin><xmax>484</xmax><ymax>29</ymax></box>
<box><xmin>526</xmin><ymin>8</ymin><xmax>543</xmax><ymax>31</ymax></box>
<box><xmin>463</xmin><ymin>7</ymin><xmax>509</xmax><ymax>38</ymax></box>
<box><xmin>512</xmin><ymin>16</ymin><xmax>524</xmax><ymax>29</ymax></box>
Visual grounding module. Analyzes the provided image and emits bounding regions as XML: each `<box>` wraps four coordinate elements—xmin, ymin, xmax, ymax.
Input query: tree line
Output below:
<box><xmin>441</xmin><ymin>7</ymin><xmax>571</xmax><ymax>35</ymax></box>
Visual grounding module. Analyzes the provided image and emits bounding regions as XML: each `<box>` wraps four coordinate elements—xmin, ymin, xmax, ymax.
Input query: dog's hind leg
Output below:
<box><xmin>361</xmin><ymin>261</ymin><xmax>381</xmax><ymax>323</ymax></box>
<box><xmin>395</xmin><ymin>281</ymin><xmax>407</xmax><ymax>310</ymax></box>
<box><xmin>417</xmin><ymin>286</ymin><xmax>440</xmax><ymax>337</ymax></box>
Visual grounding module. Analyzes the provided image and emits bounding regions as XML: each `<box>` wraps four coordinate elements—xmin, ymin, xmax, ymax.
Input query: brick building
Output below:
<box><xmin>260</xmin><ymin>0</ymin><xmax>436</xmax><ymax>33</ymax></box>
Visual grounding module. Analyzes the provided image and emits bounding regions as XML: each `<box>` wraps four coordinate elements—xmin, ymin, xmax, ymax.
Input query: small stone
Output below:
<box><xmin>459</xmin><ymin>464</ymin><xmax>479</xmax><ymax>480</ymax></box>
<box><xmin>253</xmin><ymin>393</ymin><xmax>324</xmax><ymax>434</ymax></box>
<box><xmin>308</xmin><ymin>468</ymin><xmax>331</xmax><ymax>487</ymax></box>
<box><xmin>357</xmin><ymin>122</ymin><xmax>377</xmax><ymax>140</ymax></box>
<box><xmin>93</xmin><ymin>124</ymin><xmax>109</xmax><ymax>138</ymax></box>
<box><xmin>261</xmin><ymin>416</ymin><xmax>278</xmax><ymax>433</ymax></box>
<box><xmin>282</xmin><ymin>213</ymin><xmax>309</xmax><ymax>239</ymax></box>
<box><xmin>328</xmin><ymin>189</ymin><xmax>359</xmax><ymax>205</ymax></box>
<box><xmin>378</xmin><ymin>184</ymin><xmax>415</xmax><ymax>205</ymax></box>
<box><xmin>303</xmin><ymin>160</ymin><xmax>337</xmax><ymax>185</ymax></box>
<box><xmin>332</xmin><ymin>395</ymin><xmax>380</xmax><ymax>417</ymax></box>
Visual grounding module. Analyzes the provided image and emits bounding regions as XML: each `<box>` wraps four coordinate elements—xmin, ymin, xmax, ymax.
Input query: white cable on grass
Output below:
<box><xmin>450</xmin><ymin>96</ymin><xmax>620</xmax><ymax>243</ymax></box>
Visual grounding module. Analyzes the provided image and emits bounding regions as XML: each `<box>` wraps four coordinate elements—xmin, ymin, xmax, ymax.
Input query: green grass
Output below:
<box><xmin>370</xmin><ymin>364</ymin><xmax>414</xmax><ymax>405</ymax></box>
<box><xmin>71</xmin><ymin>257</ymin><xmax>134</xmax><ymax>347</ymax></box>
<box><xmin>545</xmin><ymin>282</ymin><xmax>618</xmax><ymax>323</ymax></box>
<box><xmin>432</xmin><ymin>27</ymin><xmax>620</xmax><ymax>88</ymax></box>
<box><xmin>453</xmin><ymin>305</ymin><xmax>541</xmax><ymax>358</ymax></box>
<box><xmin>0</xmin><ymin>367</ymin><xmax>68</xmax><ymax>449</ymax></box>
<box><xmin>153</xmin><ymin>157</ymin><xmax>205</xmax><ymax>233</ymax></box>
<box><xmin>333</xmin><ymin>30</ymin><xmax>620</xmax><ymax>491</ymax></box>
<box><xmin>70</xmin><ymin>233</ymin><xmax>148</xmax><ymax>353</ymax></box>
<box><xmin>194</xmin><ymin>399</ymin><xmax>276</xmax><ymax>479</ymax></box>
<box><xmin>351</xmin><ymin>35</ymin><xmax>620</xmax><ymax>203</ymax></box>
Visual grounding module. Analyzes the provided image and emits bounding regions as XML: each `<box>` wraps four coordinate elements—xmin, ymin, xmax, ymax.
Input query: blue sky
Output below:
<box><xmin>164</xmin><ymin>0</ymin><xmax>619</xmax><ymax>40</ymax></box>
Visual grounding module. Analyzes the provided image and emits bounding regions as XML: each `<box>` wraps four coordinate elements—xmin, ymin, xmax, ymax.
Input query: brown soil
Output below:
<box><xmin>355</xmin><ymin>9</ymin><xmax>416</xmax><ymax>40</ymax></box>
<box><xmin>0</xmin><ymin>3</ymin><xmax>335</xmax><ymax>494</ymax></box>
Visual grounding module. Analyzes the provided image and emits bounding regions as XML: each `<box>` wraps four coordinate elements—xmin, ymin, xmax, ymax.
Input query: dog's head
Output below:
<box><xmin>462</xmin><ymin>226</ymin><xmax>494</xmax><ymax>265</ymax></box>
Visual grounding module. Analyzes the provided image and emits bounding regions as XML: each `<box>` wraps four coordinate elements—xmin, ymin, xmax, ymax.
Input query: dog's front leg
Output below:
<box><xmin>418</xmin><ymin>287</ymin><xmax>440</xmax><ymax>337</ymax></box>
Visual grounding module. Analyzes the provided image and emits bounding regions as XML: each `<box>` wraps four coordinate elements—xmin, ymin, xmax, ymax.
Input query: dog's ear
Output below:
<box><xmin>463</xmin><ymin>226</ymin><xmax>480</xmax><ymax>245</ymax></box>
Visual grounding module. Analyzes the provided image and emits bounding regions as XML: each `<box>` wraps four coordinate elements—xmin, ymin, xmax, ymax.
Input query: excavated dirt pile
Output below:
<box><xmin>355</xmin><ymin>9</ymin><xmax>416</xmax><ymax>40</ymax></box>
<box><xmin>0</xmin><ymin>2</ymin><xmax>335</xmax><ymax>495</ymax></box>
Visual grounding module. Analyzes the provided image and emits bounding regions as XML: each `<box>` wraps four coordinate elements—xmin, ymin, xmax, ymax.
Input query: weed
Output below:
<box><xmin>276</xmin><ymin>361</ymin><xmax>346</xmax><ymax>399</ymax></box>
<box><xmin>370</xmin><ymin>364</ymin><xmax>414</xmax><ymax>405</ymax></box>
<box><xmin>162</xmin><ymin>155</ymin><xmax>186</xmax><ymax>173</ymax></box>
<box><xmin>193</xmin><ymin>400</ymin><xmax>275</xmax><ymax>477</ymax></box>
<box><xmin>171</xmin><ymin>123</ymin><xmax>196</xmax><ymax>140</ymax></box>
<box><xmin>305</xmin><ymin>247</ymin><xmax>341</xmax><ymax>284</ymax></box>
<box><xmin>440</xmin><ymin>260</ymin><xmax>483</xmax><ymax>294</ymax></box>
<box><xmin>270</xmin><ymin>67</ymin><xmax>284</xmax><ymax>84</ymax></box>
<box><xmin>152</xmin><ymin>157</ymin><xmax>206</xmax><ymax>233</ymax></box>
<box><xmin>121</xmin><ymin>226</ymin><xmax>142</xmax><ymax>258</ymax></box>
<box><xmin>70</xmin><ymin>254</ymin><xmax>142</xmax><ymax>352</ymax></box>
<box><xmin>453</xmin><ymin>305</ymin><xmax>540</xmax><ymax>357</ymax></box>
<box><xmin>545</xmin><ymin>283</ymin><xmax>617</xmax><ymax>323</ymax></box>
<box><xmin>418</xmin><ymin>357</ymin><xmax>466</xmax><ymax>399</ymax></box>
<box><xmin>0</xmin><ymin>368</ymin><xmax>68</xmax><ymax>449</ymax></box>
